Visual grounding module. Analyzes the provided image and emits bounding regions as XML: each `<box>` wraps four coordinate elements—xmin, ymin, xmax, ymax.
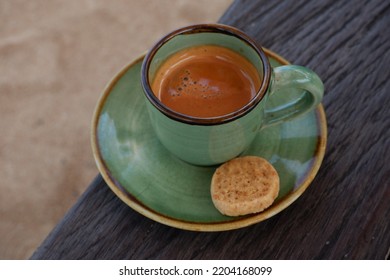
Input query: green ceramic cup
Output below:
<box><xmin>141</xmin><ymin>24</ymin><xmax>324</xmax><ymax>166</ymax></box>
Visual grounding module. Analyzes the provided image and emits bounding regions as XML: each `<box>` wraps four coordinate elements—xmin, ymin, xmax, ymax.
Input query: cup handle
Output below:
<box><xmin>263</xmin><ymin>65</ymin><xmax>324</xmax><ymax>127</ymax></box>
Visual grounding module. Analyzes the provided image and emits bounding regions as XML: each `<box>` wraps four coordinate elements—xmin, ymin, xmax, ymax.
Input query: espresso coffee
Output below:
<box><xmin>151</xmin><ymin>45</ymin><xmax>261</xmax><ymax>118</ymax></box>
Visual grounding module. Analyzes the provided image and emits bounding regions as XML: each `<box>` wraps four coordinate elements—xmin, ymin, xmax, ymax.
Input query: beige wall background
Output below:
<box><xmin>0</xmin><ymin>0</ymin><xmax>232</xmax><ymax>259</ymax></box>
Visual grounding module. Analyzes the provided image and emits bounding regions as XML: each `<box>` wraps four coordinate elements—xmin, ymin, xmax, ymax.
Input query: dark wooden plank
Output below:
<box><xmin>31</xmin><ymin>0</ymin><xmax>390</xmax><ymax>259</ymax></box>
<box><xmin>220</xmin><ymin>0</ymin><xmax>390</xmax><ymax>259</ymax></box>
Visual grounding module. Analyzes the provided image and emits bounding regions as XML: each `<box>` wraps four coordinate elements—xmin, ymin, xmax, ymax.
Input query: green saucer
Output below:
<box><xmin>91</xmin><ymin>49</ymin><xmax>327</xmax><ymax>231</ymax></box>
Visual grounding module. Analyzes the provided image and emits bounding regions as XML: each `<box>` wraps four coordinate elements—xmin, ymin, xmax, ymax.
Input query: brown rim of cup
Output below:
<box><xmin>141</xmin><ymin>23</ymin><xmax>271</xmax><ymax>125</ymax></box>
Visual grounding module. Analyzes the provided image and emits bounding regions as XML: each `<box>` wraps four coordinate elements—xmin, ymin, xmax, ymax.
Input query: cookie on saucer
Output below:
<box><xmin>210</xmin><ymin>156</ymin><xmax>279</xmax><ymax>216</ymax></box>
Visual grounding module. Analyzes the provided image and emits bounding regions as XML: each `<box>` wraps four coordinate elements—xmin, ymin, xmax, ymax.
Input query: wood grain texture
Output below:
<box><xmin>31</xmin><ymin>0</ymin><xmax>390</xmax><ymax>259</ymax></box>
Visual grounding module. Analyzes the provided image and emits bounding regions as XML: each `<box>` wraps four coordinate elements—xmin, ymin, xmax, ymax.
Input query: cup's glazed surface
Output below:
<box><xmin>141</xmin><ymin>24</ymin><xmax>324</xmax><ymax>165</ymax></box>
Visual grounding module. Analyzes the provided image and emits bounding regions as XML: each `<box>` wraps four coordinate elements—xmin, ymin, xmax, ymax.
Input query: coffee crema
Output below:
<box><xmin>151</xmin><ymin>45</ymin><xmax>261</xmax><ymax>118</ymax></box>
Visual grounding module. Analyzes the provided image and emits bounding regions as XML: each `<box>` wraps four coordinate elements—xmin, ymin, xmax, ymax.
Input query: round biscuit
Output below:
<box><xmin>210</xmin><ymin>156</ymin><xmax>279</xmax><ymax>216</ymax></box>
